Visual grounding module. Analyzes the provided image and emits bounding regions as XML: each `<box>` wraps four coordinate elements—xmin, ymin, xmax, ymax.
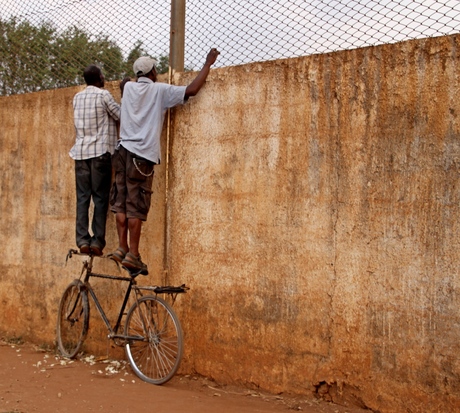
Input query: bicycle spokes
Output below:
<box><xmin>124</xmin><ymin>296</ymin><xmax>183</xmax><ymax>385</ymax></box>
<box><xmin>56</xmin><ymin>280</ymin><xmax>89</xmax><ymax>358</ymax></box>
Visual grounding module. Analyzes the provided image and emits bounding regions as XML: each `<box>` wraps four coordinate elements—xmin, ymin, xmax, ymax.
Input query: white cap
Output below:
<box><xmin>133</xmin><ymin>56</ymin><xmax>157</xmax><ymax>76</ymax></box>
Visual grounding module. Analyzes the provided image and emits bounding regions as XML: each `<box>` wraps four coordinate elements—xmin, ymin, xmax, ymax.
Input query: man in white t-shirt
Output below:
<box><xmin>109</xmin><ymin>49</ymin><xmax>220</xmax><ymax>274</ymax></box>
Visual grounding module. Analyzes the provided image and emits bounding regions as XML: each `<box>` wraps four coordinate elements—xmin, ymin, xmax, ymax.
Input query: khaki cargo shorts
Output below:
<box><xmin>110</xmin><ymin>145</ymin><xmax>155</xmax><ymax>221</ymax></box>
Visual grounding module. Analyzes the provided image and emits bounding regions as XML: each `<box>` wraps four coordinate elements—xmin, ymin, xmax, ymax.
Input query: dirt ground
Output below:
<box><xmin>0</xmin><ymin>340</ymin><xmax>369</xmax><ymax>413</ymax></box>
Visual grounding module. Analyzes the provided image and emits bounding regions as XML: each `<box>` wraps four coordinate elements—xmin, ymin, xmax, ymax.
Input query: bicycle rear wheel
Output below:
<box><xmin>56</xmin><ymin>279</ymin><xmax>89</xmax><ymax>358</ymax></box>
<box><xmin>124</xmin><ymin>295</ymin><xmax>183</xmax><ymax>385</ymax></box>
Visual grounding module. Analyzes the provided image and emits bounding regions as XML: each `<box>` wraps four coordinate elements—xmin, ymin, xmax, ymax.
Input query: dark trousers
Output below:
<box><xmin>75</xmin><ymin>153</ymin><xmax>112</xmax><ymax>249</ymax></box>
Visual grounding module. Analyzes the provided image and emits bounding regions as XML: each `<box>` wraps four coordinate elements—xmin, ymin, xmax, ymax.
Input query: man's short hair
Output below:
<box><xmin>83</xmin><ymin>65</ymin><xmax>102</xmax><ymax>85</ymax></box>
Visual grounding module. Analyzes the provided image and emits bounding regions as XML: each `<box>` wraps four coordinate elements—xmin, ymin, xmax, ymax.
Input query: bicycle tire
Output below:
<box><xmin>124</xmin><ymin>295</ymin><xmax>183</xmax><ymax>385</ymax></box>
<box><xmin>56</xmin><ymin>279</ymin><xmax>89</xmax><ymax>358</ymax></box>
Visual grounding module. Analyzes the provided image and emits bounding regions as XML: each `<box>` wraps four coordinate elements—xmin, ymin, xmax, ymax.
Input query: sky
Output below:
<box><xmin>1</xmin><ymin>0</ymin><xmax>460</xmax><ymax>70</ymax></box>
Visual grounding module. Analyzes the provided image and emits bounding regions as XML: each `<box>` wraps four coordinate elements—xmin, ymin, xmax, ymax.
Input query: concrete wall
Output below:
<box><xmin>1</xmin><ymin>34</ymin><xmax>460</xmax><ymax>412</ymax></box>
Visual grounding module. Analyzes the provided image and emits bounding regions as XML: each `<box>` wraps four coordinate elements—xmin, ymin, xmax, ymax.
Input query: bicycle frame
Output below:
<box><xmin>59</xmin><ymin>249</ymin><xmax>188</xmax><ymax>384</ymax></box>
<box><xmin>77</xmin><ymin>253</ymin><xmax>143</xmax><ymax>342</ymax></box>
<box><xmin>69</xmin><ymin>249</ymin><xmax>187</xmax><ymax>343</ymax></box>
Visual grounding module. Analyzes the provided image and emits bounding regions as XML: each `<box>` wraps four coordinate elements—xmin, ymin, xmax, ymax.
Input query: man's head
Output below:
<box><xmin>133</xmin><ymin>57</ymin><xmax>158</xmax><ymax>81</ymax></box>
<box><xmin>83</xmin><ymin>65</ymin><xmax>104</xmax><ymax>87</ymax></box>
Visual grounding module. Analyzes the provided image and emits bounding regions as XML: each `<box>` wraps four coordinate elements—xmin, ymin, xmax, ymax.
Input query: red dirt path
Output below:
<box><xmin>0</xmin><ymin>340</ymin><xmax>368</xmax><ymax>413</ymax></box>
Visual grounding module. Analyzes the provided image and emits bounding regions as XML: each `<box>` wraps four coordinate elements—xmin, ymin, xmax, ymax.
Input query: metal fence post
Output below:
<box><xmin>170</xmin><ymin>0</ymin><xmax>186</xmax><ymax>73</ymax></box>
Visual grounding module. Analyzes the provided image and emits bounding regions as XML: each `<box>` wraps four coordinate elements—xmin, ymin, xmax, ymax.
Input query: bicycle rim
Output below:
<box><xmin>124</xmin><ymin>295</ymin><xmax>183</xmax><ymax>385</ymax></box>
<box><xmin>56</xmin><ymin>279</ymin><xmax>89</xmax><ymax>358</ymax></box>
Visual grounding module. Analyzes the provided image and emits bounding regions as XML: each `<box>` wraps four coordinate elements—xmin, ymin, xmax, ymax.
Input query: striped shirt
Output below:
<box><xmin>69</xmin><ymin>86</ymin><xmax>121</xmax><ymax>160</ymax></box>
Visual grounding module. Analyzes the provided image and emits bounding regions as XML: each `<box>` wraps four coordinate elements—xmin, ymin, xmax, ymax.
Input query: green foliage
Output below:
<box><xmin>156</xmin><ymin>55</ymin><xmax>193</xmax><ymax>74</ymax></box>
<box><xmin>0</xmin><ymin>17</ymin><xmax>174</xmax><ymax>95</ymax></box>
<box><xmin>156</xmin><ymin>54</ymin><xmax>170</xmax><ymax>74</ymax></box>
<box><xmin>0</xmin><ymin>18</ymin><xmax>57</xmax><ymax>94</ymax></box>
<box><xmin>124</xmin><ymin>40</ymin><xmax>148</xmax><ymax>76</ymax></box>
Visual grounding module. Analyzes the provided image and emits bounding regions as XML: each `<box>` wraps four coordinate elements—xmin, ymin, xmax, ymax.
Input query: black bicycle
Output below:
<box><xmin>56</xmin><ymin>249</ymin><xmax>188</xmax><ymax>385</ymax></box>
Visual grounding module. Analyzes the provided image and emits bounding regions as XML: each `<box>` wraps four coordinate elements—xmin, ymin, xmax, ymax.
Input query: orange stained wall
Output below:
<box><xmin>1</xmin><ymin>34</ymin><xmax>460</xmax><ymax>413</ymax></box>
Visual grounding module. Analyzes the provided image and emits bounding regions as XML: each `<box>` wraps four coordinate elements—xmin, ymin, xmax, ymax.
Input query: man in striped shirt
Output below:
<box><xmin>69</xmin><ymin>65</ymin><xmax>120</xmax><ymax>256</ymax></box>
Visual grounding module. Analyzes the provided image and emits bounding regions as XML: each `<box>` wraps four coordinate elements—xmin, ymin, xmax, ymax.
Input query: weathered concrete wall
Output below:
<box><xmin>0</xmin><ymin>82</ymin><xmax>168</xmax><ymax>354</ymax></box>
<box><xmin>1</xmin><ymin>34</ymin><xmax>460</xmax><ymax>412</ymax></box>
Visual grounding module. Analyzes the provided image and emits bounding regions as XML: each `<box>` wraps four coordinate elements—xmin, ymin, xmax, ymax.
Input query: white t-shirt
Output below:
<box><xmin>119</xmin><ymin>77</ymin><xmax>186</xmax><ymax>163</ymax></box>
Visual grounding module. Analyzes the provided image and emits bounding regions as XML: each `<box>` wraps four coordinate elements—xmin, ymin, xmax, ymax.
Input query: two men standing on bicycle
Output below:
<box><xmin>109</xmin><ymin>48</ymin><xmax>220</xmax><ymax>274</ymax></box>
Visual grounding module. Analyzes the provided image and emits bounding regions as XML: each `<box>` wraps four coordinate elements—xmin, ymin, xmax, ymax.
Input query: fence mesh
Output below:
<box><xmin>1</xmin><ymin>0</ymin><xmax>460</xmax><ymax>95</ymax></box>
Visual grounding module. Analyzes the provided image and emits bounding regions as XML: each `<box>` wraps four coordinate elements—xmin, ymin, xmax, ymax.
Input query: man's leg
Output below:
<box><xmin>116</xmin><ymin>212</ymin><xmax>129</xmax><ymax>253</ymax></box>
<box><xmin>109</xmin><ymin>147</ymin><xmax>129</xmax><ymax>262</ymax></box>
<box><xmin>90</xmin><ymin>152</ymin><xmax>112</xmax><ymax>251</ymax></box>
<box><xmin>122</xmin><ymin>217</ymin><xmax>147</xmax><ymax>273</ymax></box>
<box><xmin>127</xmin><ymin>217</ymin><xmax>142</xmax><ymax>257</ymax></box>
<box><xmin>120</xmin><ymin>148</ymin><xmax>153</xmax><ymax>273</ymax></box>
<box><xmin>75</xmin><ymin>159</ymin><xmax>92</xmax><ymax>249</ymax></box>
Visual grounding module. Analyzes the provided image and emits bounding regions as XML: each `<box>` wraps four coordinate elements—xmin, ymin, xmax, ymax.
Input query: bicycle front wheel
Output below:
<box><xmin>124</xmin><ymin>295</ymin><xmax>183</xmax><ymax>385</ymax></box>
<box><xmin>56</xmin><ymin>279</ymin><xmax>89</xmax><ymax>358</ymax></box>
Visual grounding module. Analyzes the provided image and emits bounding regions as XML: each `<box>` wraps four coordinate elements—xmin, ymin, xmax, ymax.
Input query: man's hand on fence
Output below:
<box><xmin>206</xmin><ymin>48</ymin><xmax>220</xmax><ymax>66</ymax></box>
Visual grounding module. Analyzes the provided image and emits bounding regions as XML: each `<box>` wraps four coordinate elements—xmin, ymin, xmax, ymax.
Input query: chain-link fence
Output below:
<box><xmin>1</xmin><ymin>0</ymin><xmax>460</xmax><ymax>95</ymax></box>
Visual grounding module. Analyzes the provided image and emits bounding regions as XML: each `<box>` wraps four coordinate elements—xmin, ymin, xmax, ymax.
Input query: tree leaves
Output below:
<box><xmin>0</xmin><ymin>17</ymin><xmax>167</xmax><ymax>95</ymax></box>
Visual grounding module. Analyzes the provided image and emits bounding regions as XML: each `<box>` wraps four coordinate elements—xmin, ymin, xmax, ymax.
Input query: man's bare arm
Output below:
<box><xmin>185</xmin><ymin>48</ymin><xmax>220</xmax><ymax>98</ymax></box>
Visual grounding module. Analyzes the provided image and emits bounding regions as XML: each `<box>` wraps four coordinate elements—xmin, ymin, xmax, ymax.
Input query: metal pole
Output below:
<box><xmin>170</xmin><ymin>0</ymin><xmax>185</xmax><ymax>73</ymax></box>
<box><xmin>164</xmin><ymin>0</ymin><xmax>185</xmax><ymax>283</ymax></box>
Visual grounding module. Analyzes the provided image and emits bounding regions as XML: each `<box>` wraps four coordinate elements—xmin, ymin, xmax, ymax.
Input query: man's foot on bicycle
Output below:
<box><xmin>79</xmin><ymin>244</ymin><xmax>91</xmax><ymax>254</ymax></box>
<box><xmin>90</xmin><ymin>244</ymin><xmax>104</xmax><ymax>256</ymax></box>
<box><xmin>107</xmin><ymin>247</ymin><xmax>127</xmax><ymax>263</ymax></box>
<box><xmin>122</xmin><ymin>252</ymin><xmax>148</xmax><ymax>276</ymax></box>
<box><xmin>77</xmin><ymin>244</ymin><xmax>104</xmax><ymax>257</ymax></box>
